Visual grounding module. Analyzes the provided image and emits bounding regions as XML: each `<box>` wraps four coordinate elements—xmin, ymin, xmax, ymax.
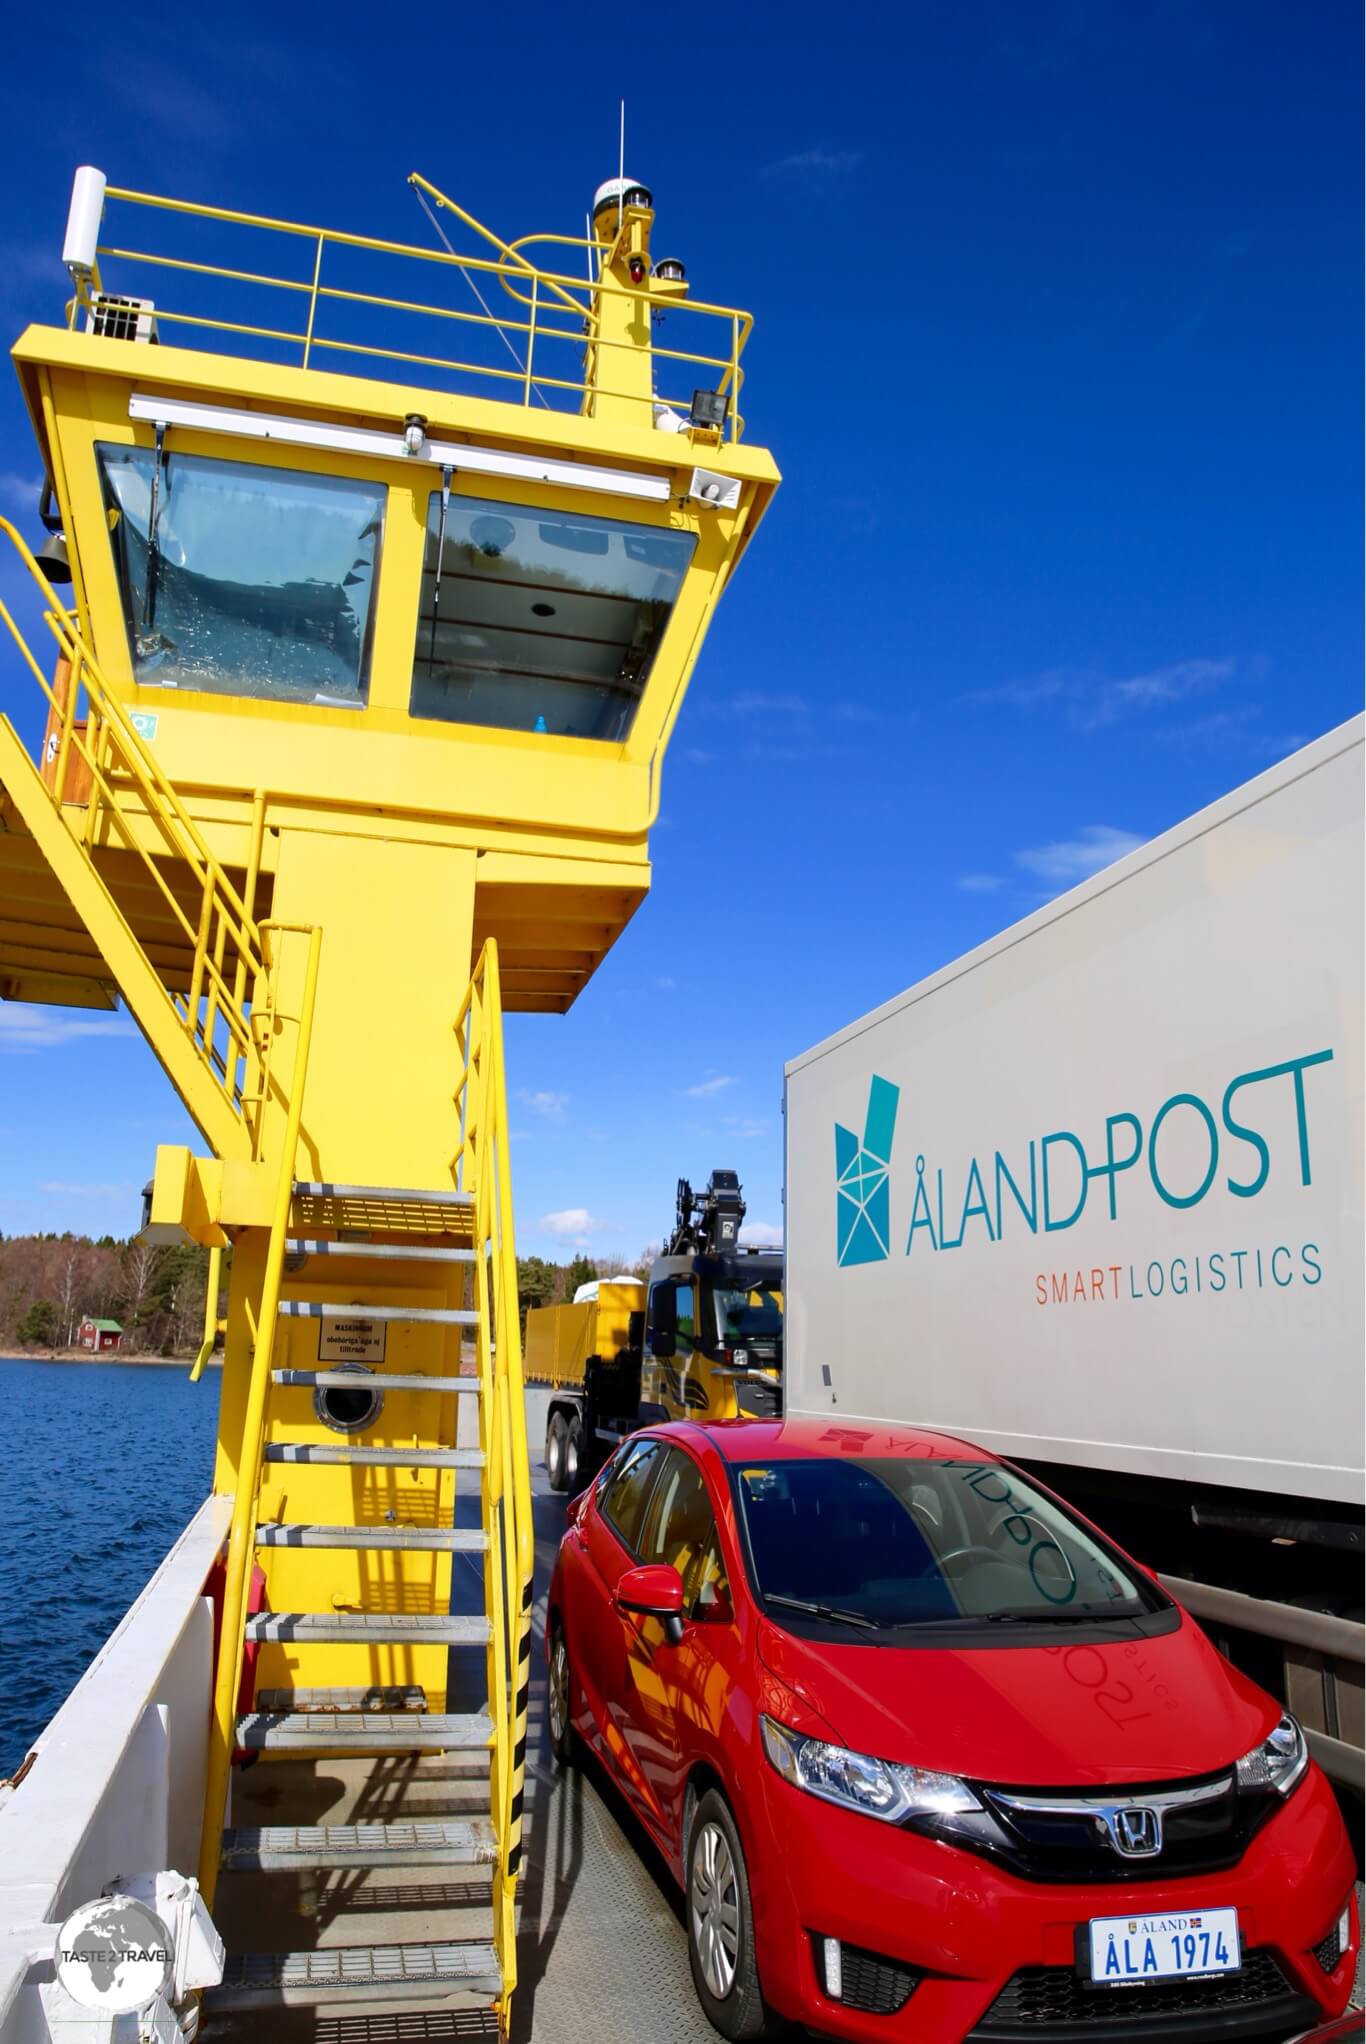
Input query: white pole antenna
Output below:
<box><xmin>618</xmin><ymin>100</ymin><xmax>626</xmax><ymax>233</ymax></box>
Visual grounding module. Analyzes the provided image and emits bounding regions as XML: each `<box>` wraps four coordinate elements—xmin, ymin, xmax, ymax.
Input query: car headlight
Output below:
<box><xmin>760</xmin><ymin>1715</ymin><xmax>981</xmax><ymax>1823</ymax></box>
<box><xmin>1235</xmin><ymin>1714</ymin><xmax>1308</xmax><ymax>1796</ymax></box>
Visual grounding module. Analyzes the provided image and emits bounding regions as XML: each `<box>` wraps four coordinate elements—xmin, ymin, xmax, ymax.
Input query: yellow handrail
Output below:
<box><xmin>65</xmin><ymin>179</ymin><xmax>753</xmax><ymax>440</ymax></box>
<box><xmin>196</xmin><ymin>920</ymin><xmax>322</xmax><ymax>1908</ymax></box>
<box><xmin>452</xmin><ymin>940</ymin><xmax>533</xmax><ymax>2013</ymax></box>
<box><xmin>0</xmin><ymin>519</ymin><xmax>270</xmax><ymax>1141</ymax></box>
<box><xmin>189</xmin><ymin>1242</ymin><xmax>224</xmax><ymax>1383</ymax></box>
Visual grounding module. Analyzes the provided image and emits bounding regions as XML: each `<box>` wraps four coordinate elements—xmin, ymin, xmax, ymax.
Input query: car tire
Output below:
<box><xmin>564</xmin><ymin>1415</ymin><xmax>583</xmax><ymax>1494</ymax></box>
<box><xmin>546</xmin><ymin>1412</ymin><xmax>568</xmax><ymax>1492</ymax></box>
<box><xmin>686</xmin><ymin>1789</ymin><xmax>785</xmax><ymax>2040</ymax></box>
<box><xmin>547</xmin><ymin>1620</ymin><xmax>576</xmax><ymax>1767</ymax></box>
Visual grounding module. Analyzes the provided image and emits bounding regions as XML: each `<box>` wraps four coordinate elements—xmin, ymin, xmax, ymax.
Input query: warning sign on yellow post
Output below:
<box><xmin>318</xmin><ymin>1317</ymin><xmax>386</xmax><ymax>1362</ymax></box>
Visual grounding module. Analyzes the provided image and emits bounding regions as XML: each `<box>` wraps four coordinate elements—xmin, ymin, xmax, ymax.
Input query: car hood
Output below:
<box><xmin>756</xmin><ymin>1611</ymin><xmax>1276</xmax><ymax>1787</ymax></box>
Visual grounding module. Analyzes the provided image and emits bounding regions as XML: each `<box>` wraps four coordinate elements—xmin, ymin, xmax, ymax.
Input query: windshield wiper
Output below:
<box><xmin>763</xmin><ymin>1592</ymin><xmax>880</xmax><ymax>1632</ymax></box>
<box><xmin>983</xmin><ymin>1607</ymin><xmax>1136</xmax><ymax>1625</ymax></box>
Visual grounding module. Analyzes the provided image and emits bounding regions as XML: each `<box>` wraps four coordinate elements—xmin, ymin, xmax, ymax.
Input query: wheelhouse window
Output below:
<box><xmin>408</xmin><ymin>493</ymin><xmax>695</xmax><ymax>741</ymax></box>
<box><xmin>96</xmin><ymin>443</ymin><xmax>384</xmax><ymax>706</ymax></box>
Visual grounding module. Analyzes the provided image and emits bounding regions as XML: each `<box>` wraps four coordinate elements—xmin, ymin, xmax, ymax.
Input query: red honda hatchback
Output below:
<box><xmin>546</xmin><ymin>1417</ymin><xmax>1358</xmax><ymax>2043</ymax></box>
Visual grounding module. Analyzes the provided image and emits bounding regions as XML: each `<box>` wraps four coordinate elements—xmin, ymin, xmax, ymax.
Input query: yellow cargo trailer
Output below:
<box><xmin>525</xmin><ymin>1278</ymin><xmax>645</xmax><ymax>1485</ymax></box>
<box><xmin>531</xmin><ymin>1171</ymin><xmax>782</xmax><ymax>1491</ymax></box>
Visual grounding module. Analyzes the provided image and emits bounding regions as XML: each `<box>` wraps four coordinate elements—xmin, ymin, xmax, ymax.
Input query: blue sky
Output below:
<box><xmin>0</xmin><ymin>0</ymin><xmax>1360</xmax><ymax>1258</ymax></box>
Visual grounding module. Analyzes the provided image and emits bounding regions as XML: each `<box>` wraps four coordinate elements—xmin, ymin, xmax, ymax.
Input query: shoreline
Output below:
<box><xmin>0</xmin><ymin>1350</ymin><xmax>222</xmax><ymax>1370</ymax></box>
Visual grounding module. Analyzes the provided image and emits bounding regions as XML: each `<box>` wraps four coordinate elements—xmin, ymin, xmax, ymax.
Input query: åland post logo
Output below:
<box><xmin>835</xmin><ymin>1075</ymin><xmax>899</xmax><ymax>1266</ymax></box>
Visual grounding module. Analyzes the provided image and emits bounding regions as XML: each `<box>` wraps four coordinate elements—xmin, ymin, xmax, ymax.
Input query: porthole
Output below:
<box><xmin>314</xmin><ymin>1362</ymin><xmax>383</xmax><ymax>1435</ymax></box>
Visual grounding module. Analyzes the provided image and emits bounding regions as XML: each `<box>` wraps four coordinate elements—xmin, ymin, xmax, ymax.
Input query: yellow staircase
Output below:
<box><xmin>197</xmin><ymin>945</ymin><xmax>533</xmax><ymax>2024</ymax></box>
<box><xmin>0</xmin><ymin>535</ymin><xmax>534</xmax><ymax>2030</ymax></box>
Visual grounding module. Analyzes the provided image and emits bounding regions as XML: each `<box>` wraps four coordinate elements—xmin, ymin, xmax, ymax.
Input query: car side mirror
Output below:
<box><xmin>649</xmin><ymin>1292</ymin><xmax>676</xmax><ymax>1358</ymax></box>
<box><xmin>616</xmin><ymin>1563</ymin><xmax>686</xmax><ymax>1644</ymax></box>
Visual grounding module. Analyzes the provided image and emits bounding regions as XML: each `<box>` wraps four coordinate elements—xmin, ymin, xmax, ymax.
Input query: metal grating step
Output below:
<box><xmin>205</xmin><ymin>1940</ymin><xmax>500</xmax><ymax>2010</ymax></box>
<box><xmin>273</xmin><ymin>1370</ymin><xmax>479</xmax><ymax>1393</ymax></box>
<box><xmin>254</xmin><ymin>1685</ymin><xmax>425</xmax><ymax>1711</ymax></box>
<box><xmin>291</xmin><ymin>1184</ymin><xmax>476</xmax><ymax>1241</ymax></box>
<box><xmin>236</xmin><ymin>1709</ymin><xmax>493</xmax><ymax>1752</ymax></box>
<box><xmin>222</xmin><ymin>1817</ymin><xmax>497</xmax><ymax>1872</ymax></box>
<box><xmin>255</xmin><ymin>1522</ymin><xmax>488</xmax><ymax>1552</ymax></box>
<box><xmin>244</xmin><ymin>1612</ymin><xmax>490</xmax><ymax>1646</ymax></box>
<box><xmin>286</xmin><ymin>1239</ymin><xmax>476</xmax><ymax>1263</ymax></box>
<box><xmin>294</xmin><ymin>1182</ymin><xmax>474</xmax><ymax>1207</ymax></box>
<box><xmin>264</xmin><ymin>1443</ymin><xmax>484</xmax><ymax>1469</ymax></box>
<box><xmin>277</xmin><ymin>1301</ymin><xmax>480</xmax><ymax>1326</ymax></box>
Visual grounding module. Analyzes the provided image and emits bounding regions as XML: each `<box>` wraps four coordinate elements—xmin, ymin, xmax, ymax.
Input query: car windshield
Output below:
<box><xmin>736</xmin><ymin>1457</ymin><xmax>1158</xmax><ymax>1629</ymax></box>
<box><xmin>713</xmin><ymin>1284</ymin><xmax>783</xmax><ymax>1344</ymax></box>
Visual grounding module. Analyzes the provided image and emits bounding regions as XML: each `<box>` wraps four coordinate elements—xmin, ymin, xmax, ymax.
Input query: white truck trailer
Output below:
<box><xmin>784</xmin><ymin>717</ymin><xmax>1364</xmax><ymax>1800</ymax></box>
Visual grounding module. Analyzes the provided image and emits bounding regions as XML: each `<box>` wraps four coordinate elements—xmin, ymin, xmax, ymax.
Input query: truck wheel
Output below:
<box><xmin>546</xmin><ymin>1412</ymin><xmax>569</xmax><ymax>1492</ymax></box>
<box><xmin>547</xmin><ymin>1620</ymin><xmax>577</xmax><ymax>1767</ymax></box>
<box><xmin>564</xmin><ymin>1416</ymin><xmax>583</xmax><ymax>1493</ymax></box>
<box><xmin>686</xmin><ymin>1789</ymin><xmax>786</xmax><ymax>2039</ymax></box>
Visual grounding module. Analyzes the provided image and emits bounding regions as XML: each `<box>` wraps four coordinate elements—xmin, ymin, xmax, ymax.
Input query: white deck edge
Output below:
<box><xmin>0</xmin><ymin>1492</ymin><xmax>230</xmax><ymax>2038</ymax></box>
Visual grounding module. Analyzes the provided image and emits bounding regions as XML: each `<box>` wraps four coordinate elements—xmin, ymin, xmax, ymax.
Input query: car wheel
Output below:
<box><xmin>546</xmin><ymin>1412</ymin><xmax>568</xmax><ymax>1492</ymax></box>
<box><xmin>547</xmin><ymin>1621</ymin><xmax>576</xmax><ymax>1766</ymax></box>
<box><xmin>564</xmin><ymin>1416</ymin><xmax>583</xmax><ymax>1493</ymax></box>
<box><xmin>686</xmin><ymin>1789</ymin><xmax>784</xmax><ymax>2039</ymax></box>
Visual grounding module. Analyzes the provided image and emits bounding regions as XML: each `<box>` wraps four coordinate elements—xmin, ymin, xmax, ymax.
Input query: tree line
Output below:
<box><xmin>515</xmin><ymin>1252</ymin><xmax>652</xmax><ymax>1332</ymax></box>
<box><xmin>1</xmin><ymin>1235</ymin><xmax>646</xmax><ymax>1356</ymax></box>
<box><xmin>0</xmin><ymin>1231</ymin><xmax>217</xmax><ymax>1356</ymax></box>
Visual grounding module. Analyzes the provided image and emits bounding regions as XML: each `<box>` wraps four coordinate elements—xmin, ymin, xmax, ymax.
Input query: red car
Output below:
<box><xmin>546</xmin><ymin>1417</ymin><xmax>1359</xmax><ymax>2043</ymax></box>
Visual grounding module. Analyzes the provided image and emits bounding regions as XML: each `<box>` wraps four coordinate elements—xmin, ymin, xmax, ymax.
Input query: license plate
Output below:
<box><xmin>1087</xmin><ymin>1907</ymin><xmax>1241</xmax><ymax>1986</ymax></box>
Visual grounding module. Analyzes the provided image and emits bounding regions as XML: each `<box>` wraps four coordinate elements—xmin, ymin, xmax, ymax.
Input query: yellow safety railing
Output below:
<box><xmin>189</xmin><ymin>1242</ymin><xmax>225</xmax><ymax>1384</ymax></box>
<box><xmin>67</xmin><ymin>176</ymin><xmax>752</xmax><ymax>440</ymax></box>
<box><xmin>0</xmin><ymin>519</ymin><xmax>272</xmax><ymax>1149</ymax></box>
<box><xmin>452</xmin><ymin>940</ymin><xmax>534</xmax><ymax>2016</ymax></box>
<box><xmin>196</xmin><ymin>922</ymin><xmax>322</xmax><ymax>1906</ymax></box>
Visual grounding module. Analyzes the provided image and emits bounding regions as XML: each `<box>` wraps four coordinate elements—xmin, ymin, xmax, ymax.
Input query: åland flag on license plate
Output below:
<box><xmin>1088</xmin><ymin>1907</ymin><xmax>1241</xmax><ymax>1985</ymax></box>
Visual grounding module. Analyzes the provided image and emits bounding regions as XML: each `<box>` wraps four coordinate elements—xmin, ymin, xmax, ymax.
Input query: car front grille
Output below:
<box><xmin>966</xmin><ymin>1769</ymin><xmax>1269</xmax><ymax>1883</ymax></box>
<box><xmin>974</xmin><ymin>1947</ymin><xmax>1294</xmax><ymax>2029</ymax></box>
<box><xmin>1315</xmin><ymin>1919</ymin><xmax>1343</xmax><ymax>1972</ymax></box>
<box><xmin>808</xmin><ymin>1934</ymin><xmax>920</xmax><ymax>2015</ymax></box>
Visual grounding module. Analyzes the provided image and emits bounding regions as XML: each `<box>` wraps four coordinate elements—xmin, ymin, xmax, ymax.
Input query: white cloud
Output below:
<box><xmin>0</xmin><ymin>1007</ymin><xmax>135</xmax><ymax>1054</ymax></box>
<box><xmin>739</xmin><ymin>1221</ymin><xmax>783</xmax><ymax>1248</ymax></box>
<box><xmin>540</xmin><ymin>1208</ymin><xmax>604</xmax><ymax>1243</ymax></box>
<box><xmin>686</xmin><ymin>1073</ymin><xmax>738</xmax><ymax>1099</ymax></box>
<box><xmin>517</xmin><ymin>1088</ymin><xmax>568</xmax><ymax>1123</ymax></box>
<box><xmin>1015</xmin><ymin>826</ymin><xmax>1146</xmax><ymax>884</ymax></box>
<box><xmin>0</xmin><ymin>471</ymin><xmax>41</xmax><ymax>512</ymax></box>
<box><xmin>655</xmin><ymin>975</ymin><xmax>677</xmax><ymax>992</ymax></box>
<box><xmin>722</xmin><ymin>1114</ymin><xmax>769</xmax><ymax>1139</ymax></box>
<box><xmin>958</xmin><ymin>872</ymin><xmax>1002</xmax><ymax>892</ymax></box>
<box><xmin>969</xmin><ymin>657</ymin><xmax>1235</xmax><ymax>731</ymax></box>
<box><xmin>730</xmin><ymin>690</ymin><xmax>807</xmax><ymax>715</ymax></box>
<box><xmin>763</xmin><ymin>148</ymin><xmax>864</xmax><ymax>177</ymax></box>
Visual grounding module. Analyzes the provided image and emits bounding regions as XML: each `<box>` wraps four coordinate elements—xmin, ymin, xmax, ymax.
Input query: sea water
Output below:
<box><xmin>0</xmin><ymin>1358</ymin><xmax>218</xmax><ymax>1777</ymax></box>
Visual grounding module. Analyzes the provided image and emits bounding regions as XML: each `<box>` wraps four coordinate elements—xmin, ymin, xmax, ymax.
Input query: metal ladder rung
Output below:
<box><xmin>273</xmin><ymin>1370</ymin><xmax>480</xmax><ymax>1393</ymax></box>
<box><xmin>205</xmin><ymin>1941</ymin><xmax>500</xmax><ymax>2010</ymax></box>
<box><xmin>293</xmin><ymin>1182</ymin><xmax>473</xmax><ymax>1206</ymax></box>
<box><xmin>221</xmin><ymin>1817</ymin><xmax>497</xmax><ymax>1872</ymax></box>
<box><xmin>286</xmin><ymin>1239</ymin><xmax>476</xmax><ymax>1263</ymax></box>
<box><xmin>255</xmin><ymin>1522</ymin><xmax>487</xmax><ymax>1552</ymax></box>
<box><xmin>235</xmin><ymin>1709</ymin><xmax>494</xmax><ymax>1752</ymax></box>
<box><xmin>277</xmin><ymin>1302</ymin><xmax>480</xmax><ymax>1325</ymax></box>
<box><xmin>264</xmin><ymin>1443</ymin><xmax>484</xmax><ymax>1469</ymax></box>
<box><xmin>243</xmin><ymin>1612</ymin><xmax>490</xmax><ymax>1645</ymax></box>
